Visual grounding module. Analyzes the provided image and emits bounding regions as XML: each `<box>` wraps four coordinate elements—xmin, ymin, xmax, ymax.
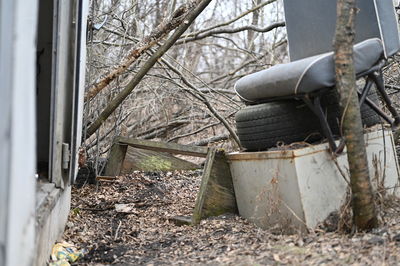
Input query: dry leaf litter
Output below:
<box><xmin>63</xmin><ymin>170</ymin><xmax>400</xmax><ymax>265</ymax></box>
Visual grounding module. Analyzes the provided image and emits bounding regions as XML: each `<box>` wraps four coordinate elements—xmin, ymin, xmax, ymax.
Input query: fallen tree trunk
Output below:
<box><xmin>85</xmin><ymin>0</ymin><xmax>209</xmax><ymax>102</ymax></box>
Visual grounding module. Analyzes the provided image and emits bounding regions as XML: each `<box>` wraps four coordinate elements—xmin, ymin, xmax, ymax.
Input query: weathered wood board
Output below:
<box><xmin>117</xmin><ymin>136</ymin><xmax>209</xmax><ymax>157</ymax></box>
<box><xmin>104</xmin><ymin>142</ymin><xmax>128</xmax><ymax>176</ymax></box>
<box><xmin>105</xmin><ymin>137</ymin><xmax>208</xmax><ymax>176</ymax></box>
<box><xmin>192</xmin><ymin>148</ymin><xmax>238</xmax><ymax>224</ymax></box>
<box><xmin>120</xmin><ymin>146</ymin><xmax>200</xmax><ymax>174</ymax></box>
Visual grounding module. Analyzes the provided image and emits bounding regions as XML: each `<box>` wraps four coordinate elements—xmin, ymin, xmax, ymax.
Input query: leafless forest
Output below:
<box><xmin>82</xmin><ymin>0</ymin><xmax>400</xmax><ymax>168</ymax></box>
<box><xmin>82</xmin><ymin>0</ymin><xmax>287</xmax><ymax>168</ymax></box>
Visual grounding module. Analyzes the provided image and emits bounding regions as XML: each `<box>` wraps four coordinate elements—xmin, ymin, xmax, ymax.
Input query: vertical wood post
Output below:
<box><xmin>192</xmin><ymin>148</ymin><xmax>238</xmax><ymax>224</ymax></box>
<box><xmin>104</xmin><ymin>141</ymin><xmax>128</xmax><ymax>176</ymax></box>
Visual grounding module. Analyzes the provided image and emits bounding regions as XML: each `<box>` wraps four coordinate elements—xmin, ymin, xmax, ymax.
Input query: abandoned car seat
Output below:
<box><xmin>234</xmin><ymin>0</ymin><xmax>400</xmax><ymax>152</ymax></box>
<box><xmin>235</xmin><ymin>38</ymin><xmax>383</xmax><ymax>104</ymax></box>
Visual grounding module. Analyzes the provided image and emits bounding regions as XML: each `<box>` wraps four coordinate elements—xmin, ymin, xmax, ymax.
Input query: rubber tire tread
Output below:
<box><xmin>236</xmin><ymin>88</ymin><xmax>381</xmax><ymax>151</ymax></box>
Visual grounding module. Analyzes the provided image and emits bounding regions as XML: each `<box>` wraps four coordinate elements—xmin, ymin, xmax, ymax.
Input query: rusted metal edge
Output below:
<box><xmin>227</xmin><ymin>129</ymin><xmax>390</xmax><ymax>161</ymax></box>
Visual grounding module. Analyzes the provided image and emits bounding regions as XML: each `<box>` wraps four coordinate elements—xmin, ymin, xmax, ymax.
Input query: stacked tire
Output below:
<box><xmin>235</xmin><ymin>89</ymin><xmax>381</xmax><ymax>151</ymax></box>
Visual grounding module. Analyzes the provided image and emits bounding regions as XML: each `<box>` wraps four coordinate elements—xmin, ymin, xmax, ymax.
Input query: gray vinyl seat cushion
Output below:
<box><xmin>235</xmin><ymin>38</ymin><xmax>384</xmax><ymax>103</ymax></box>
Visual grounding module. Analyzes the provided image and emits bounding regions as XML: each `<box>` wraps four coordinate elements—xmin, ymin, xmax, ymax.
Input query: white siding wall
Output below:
<box><xmin>2</xmin><ymin>0</ymin><xmax>38</xmax><ymax>265</ymax></box>
<box><xmin>0</xmin><ymin>0</ymin><xmax>88</xmax><ymax>264</ymax></box>
<box><xmin>0</xmin><ymin>0</ymin><xmax>14</xmax><ymax>263</ymax></box>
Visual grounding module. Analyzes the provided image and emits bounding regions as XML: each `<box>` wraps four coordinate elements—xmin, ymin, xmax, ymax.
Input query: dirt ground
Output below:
<box><xmin>63</xmin><ymin>170</ymin><xmax>400</xmax><ymax>265</ymax></box>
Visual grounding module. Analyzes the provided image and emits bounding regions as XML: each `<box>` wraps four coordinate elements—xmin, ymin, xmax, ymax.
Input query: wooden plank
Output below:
<box><xmin>120</xmin><ymin>146</ymin><xmax>200</xmax><ymax>174</ymax></box>
<box><xmin>204</xmin><ymin>152</ymin><xmax>238</xmax><ymax>217</ymax></box>
<box><xmin>169</xmin><ymin>216</ymin><xmax>192</xmax><ymax>226</ymax></box>
<box><xmin>96</xmin><ymin>176</ymin><xmax>117</xmax><ymax>182</ymax></box>
<box><xmin>116</xmin><ymin>136</ymin><xmax>209</xmax><ymax>157</ymax></box>
<box><xmin>104</xmin><ymin>142</ymin><xmax>128</xmax><ymax>176</ymax></box>
<box><xmin>192</xmin><ymin>149</ymin><xmax>238</xmax><ymax>224</ymax></box>
<box><xmin>192</xmin><ymin>148</ymin><xmax>216</xmax><ymax>224</ymax></box>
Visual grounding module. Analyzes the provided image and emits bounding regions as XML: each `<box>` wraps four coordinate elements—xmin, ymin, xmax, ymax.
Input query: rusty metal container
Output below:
<box><xmin>227</xmin><ymin>129</ymin><xmax>400</xmax><ymax>232</ymax></box>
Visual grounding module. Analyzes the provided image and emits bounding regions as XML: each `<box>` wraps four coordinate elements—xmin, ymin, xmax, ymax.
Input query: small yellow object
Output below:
<box><xmin>49</xmin><ymin>241</ymin><xmax>86</xmax><ymax>265</ymax></box>
<box><xmin>66</xmin><ymin>251</ymin><xmax>84</xmax><ymax>263</ymax></box>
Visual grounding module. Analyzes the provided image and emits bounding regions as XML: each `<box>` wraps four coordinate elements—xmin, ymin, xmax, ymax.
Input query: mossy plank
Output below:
<box><xmin>120</xmin><ymin>146</ymin><xmax>201</xmax><ymax>173</ymax></box>
<box><xmin>192</xmin><ymin>149</ymin><xmax>238</xmax><ymax>224</ymax></box>
<box><xmin>116</xmin><ymin>136</ymin><xmax>209</xmax><ymax>157</ymax></box>
<box><xmin>104</xmin><ymin>142</ymin><xmax>128</xmax><ymax>176</ymax></box>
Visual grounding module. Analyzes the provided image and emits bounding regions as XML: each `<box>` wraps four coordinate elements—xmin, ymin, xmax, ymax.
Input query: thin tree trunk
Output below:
<box><xmin>86</xmin><ymin>0</ymin><xmax>213</xmax><ymax>138</ymax></box>
<box><xmin>247</xmin><ymin>0</ymin><xmax>262</xmax><ymax>50</ymax></box>
<box><xmin>334</xmin><ymin>0</ymin><xmax>378</xmax><ymax>230</ymax></box>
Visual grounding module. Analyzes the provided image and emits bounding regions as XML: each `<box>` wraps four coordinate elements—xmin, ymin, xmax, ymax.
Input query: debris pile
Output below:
<box><xmin>63</xmin><ymin>170</ymin><xmax>400</xmax><ymax>265</ymax></box>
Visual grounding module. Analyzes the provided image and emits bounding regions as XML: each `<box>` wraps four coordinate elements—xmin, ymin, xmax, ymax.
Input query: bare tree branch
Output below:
<box><xmin>85</xmin><ymin>0</ymin><xmax>209</xmax><ymax>102</ymax></box>
<box><xmin>181</xmin><ymin>0</ymin><xmax>278</xmax><ymax>38</ymax></box>
<box><xmin>176</xmin><ymin>22</ymin><xmax>285</xmax><ymax>44</ymax></box>
<box><xmin>86</xmin><ymin>0</ymin><xmax>213</xmax><ymax>138</ymax></box>
<box><xmin>190</xmin><ymin>133</ymin><xmax>230</xmax><ymax>146</ymax></box>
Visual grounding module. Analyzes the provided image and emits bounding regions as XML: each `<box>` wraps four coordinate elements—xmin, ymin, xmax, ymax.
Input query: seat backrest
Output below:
<box><xmin>283</xmin><ymin>0</ymin><xmax>400</xmax><ymax>61</ymax></box>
